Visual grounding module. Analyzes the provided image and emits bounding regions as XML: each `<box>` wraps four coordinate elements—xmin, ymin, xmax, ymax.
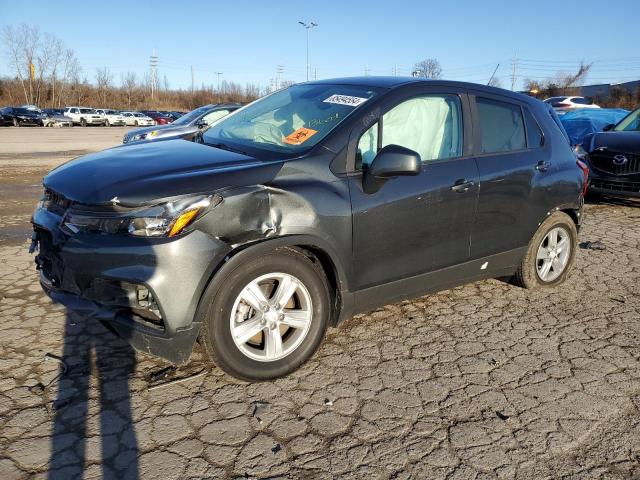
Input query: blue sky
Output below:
<box><xmin>1</xmin><ymin>0</ymin><xmax>639</xmax><ymax>91</ymax></box>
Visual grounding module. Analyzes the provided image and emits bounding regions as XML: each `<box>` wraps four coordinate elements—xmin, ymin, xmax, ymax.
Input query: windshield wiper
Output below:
<box><xmin>207</xmin><ymin>142</ymin><xmax>249</xmax><ymax>156</ymax></box>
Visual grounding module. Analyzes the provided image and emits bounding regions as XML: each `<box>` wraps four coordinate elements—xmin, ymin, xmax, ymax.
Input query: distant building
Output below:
<box><xmin>580</xmin><ymin>83</ymin><xmax>611</xmax><ymax>98</ymax></box>
<box><xmin>580</xmin><ymin>80</ymin><xmax>639</xmax><ymax>98</ymax></box>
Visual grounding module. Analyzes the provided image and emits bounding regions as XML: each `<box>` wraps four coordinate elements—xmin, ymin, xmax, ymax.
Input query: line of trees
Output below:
<box><xmin>0</xmin><ymin>24</ymin><xmax>262</xmax><ymax>111</ymax></box>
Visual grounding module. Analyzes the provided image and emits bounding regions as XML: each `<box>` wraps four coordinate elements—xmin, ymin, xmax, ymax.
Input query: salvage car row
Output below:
<box><xmin>0</xmin><ymin>106</ymin><xmax>186</xmax><ymax>127</ymax></box>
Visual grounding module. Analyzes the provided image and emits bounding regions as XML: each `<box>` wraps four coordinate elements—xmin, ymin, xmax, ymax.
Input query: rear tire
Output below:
<box><xmin>513</xmin><ymin>211</ymin><xmax>577</xmax><ymax>289</ymax></box>
<box><xmin>13</xmin><ymin>118</ymin><xmax>19</xmax><ymax>127</ymax></box>
<box><xmin>198</xmin><ymin>248</ymin><xmax>330</xmax><ymax>381</ymax></box>
<box><xmin>134</xmin><ymin>120</ymin><xmax>139</xmax><ymax>126</ymax></box>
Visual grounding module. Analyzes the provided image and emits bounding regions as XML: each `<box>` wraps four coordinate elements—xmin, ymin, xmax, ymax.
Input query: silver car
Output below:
<box><xmin>122</xmin><ymin>104</ymin><xmax>240</xmax><ymax>144</ymax></box>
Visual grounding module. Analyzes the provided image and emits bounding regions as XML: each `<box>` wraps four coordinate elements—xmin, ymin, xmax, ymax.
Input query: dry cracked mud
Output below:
<box><xmin>1</xmin><ymin>201</ymin><xmax>639</xmax><ymax>479</ymax></box>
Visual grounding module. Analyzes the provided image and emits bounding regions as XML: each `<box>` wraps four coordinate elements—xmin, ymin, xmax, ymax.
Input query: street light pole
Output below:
<box><xmin>298</xmin><ymin>21</ymin><xmax>318</xmax><ymax>82</ymax></box>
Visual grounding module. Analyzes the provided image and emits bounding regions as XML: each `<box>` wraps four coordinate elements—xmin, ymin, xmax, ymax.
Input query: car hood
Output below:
<box><xmin>587</xmin><ymin>131</ymin><xmax>640</xmax><ymax>153</ymax></box>
<box><xmin>44</xmin><ymin>139</ymin><xmax>283</xmax><ymax>206</ymax></box>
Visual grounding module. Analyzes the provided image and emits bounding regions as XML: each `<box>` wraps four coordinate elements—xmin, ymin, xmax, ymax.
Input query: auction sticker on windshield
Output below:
<box><xmin>323</xmin><ymin>94</ymin><xmax>369</xmax><ymax>107</ymax></box>
<box><xmin>284</xmin><ymin>127</ymin><xmax>318</xmax><ymax>145</ymax></box>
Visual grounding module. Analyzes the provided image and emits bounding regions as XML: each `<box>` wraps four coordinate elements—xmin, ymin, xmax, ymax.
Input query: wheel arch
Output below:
<box><xmin>196</xmin><ymin>235</ymin><xmax>352</xmax><ymax>328</ymax></box>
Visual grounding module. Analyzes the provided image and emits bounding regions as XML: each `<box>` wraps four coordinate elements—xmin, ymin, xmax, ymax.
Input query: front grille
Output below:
<box><xmin>43</xmin><ymin>188</ymin><xmax>73</xmax><ymax>214</ymax></box>
<box><xmin>590</xmin><ymin>179</ymin><xmax>640</xmax><ymax>194</ymax></box>
<box><xmin>589</xmin><ymin>151</ymin><xmax>640</xmax><ymax>175</ymax></box>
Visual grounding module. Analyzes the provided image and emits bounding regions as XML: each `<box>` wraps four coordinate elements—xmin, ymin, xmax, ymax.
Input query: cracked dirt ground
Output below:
<box><xmin>1</xmin><ymin>198</ymin><xmax>640</xmax><ymax>478</ymax></box>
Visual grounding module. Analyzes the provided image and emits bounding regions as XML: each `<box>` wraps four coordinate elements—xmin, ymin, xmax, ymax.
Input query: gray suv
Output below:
<box><xmin>32</xmin><ymin>77</ymin><xmax>586</xmax><ymax>381</ymax></box>
<box><xmin>122</xmin><ymin>104</ymin><xmax>240</xmax><ymax>144</ymax></box>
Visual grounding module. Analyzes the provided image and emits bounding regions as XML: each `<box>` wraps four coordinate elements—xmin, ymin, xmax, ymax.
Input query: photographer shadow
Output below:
<box><xmin>48</xmin><ymin>307</ymin><xmax>139</xmax><ymax>479</ymax></box>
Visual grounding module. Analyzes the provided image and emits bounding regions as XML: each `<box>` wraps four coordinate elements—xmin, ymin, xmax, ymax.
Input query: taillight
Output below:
<box><xmin>576</xmin><ymin>159</ymin><xmax>589</xmax><ymax>196</ymax></box>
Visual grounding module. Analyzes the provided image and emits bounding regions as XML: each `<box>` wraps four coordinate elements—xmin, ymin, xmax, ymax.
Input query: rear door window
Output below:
<box><xmin>202</xmin><ymin>109</ymin><xmax>230</xmax><ymax>126</ymax></box>
<box><xmin>476</xmin><ymin>98</ymin><xmax>526</xmax><ymax>153</ymax></box>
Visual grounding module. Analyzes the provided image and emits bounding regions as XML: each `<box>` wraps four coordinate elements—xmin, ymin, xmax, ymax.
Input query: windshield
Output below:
<box><xmin>134</xmin><ymin>113</ymin><xmax>145</xmax><ymax>117</ymax></box>
<box><xmin>203</xmin><ymin>84</ymin><xmax>381</xmax><ymax>155</ymax></box>
<box><xmin>14</xmin><ymin>108</ymin><xmax>33</xmax><ymax>114</ymax></box>
<box><xmin>614</xmin><ymin>109</ymin><xmax>640</xmax><ymax>132</ymax></box>
<box><xmin>80</xmin><ymin>108</ymin><xmax>96</xmax><ymax>114</ymax></box>
<box><xmin>173</xmin><ymin>106</ymin><xmax>210</xmax><ymax>125</ymax></box>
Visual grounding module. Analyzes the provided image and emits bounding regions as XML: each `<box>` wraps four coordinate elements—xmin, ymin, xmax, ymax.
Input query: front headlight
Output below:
<box><xmin>62</xmin><ymin>194</ymin><xmax>221</xmax><ymax>237</ymax></box>
<box><xmin>573</xmin><ymin>144</ymin><xmax>588</xmax><ymax>161</ymax></box>
<box><xmin>127</xmin><ymin>195</ymin><xmax>214</xmax><ymax>237</ymax></box>
<box><xmin>131</xmin><ymin>130</ymin><xmax>159</xmax><ymax>142</ymax></box>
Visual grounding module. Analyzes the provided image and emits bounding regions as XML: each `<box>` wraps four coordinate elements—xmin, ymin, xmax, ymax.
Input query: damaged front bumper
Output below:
<box><xmin>31</xmin><ymin>207</ymin><xmax>231</xmax><ymax>364</ymax></box>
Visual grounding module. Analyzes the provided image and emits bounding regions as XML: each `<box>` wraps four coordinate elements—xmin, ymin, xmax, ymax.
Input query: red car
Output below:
<box><xmin>142</xmin><ymin>111</ymin><xmax>173</xmax><ymax>125</ymax></box>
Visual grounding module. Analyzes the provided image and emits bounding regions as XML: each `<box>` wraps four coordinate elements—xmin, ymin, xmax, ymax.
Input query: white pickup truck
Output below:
<box><xmin>63</xmin><ymin>107</ymin><xmax>106</xmax><ymax>127</ymax></box>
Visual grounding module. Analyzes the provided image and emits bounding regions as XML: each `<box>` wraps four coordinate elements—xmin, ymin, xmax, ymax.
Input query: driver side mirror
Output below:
<box><xmin>363</xmin><ymin>144</ymin><xmax>421</xmax><ymax>193</ymax></box>
<box><xmin>196</xmin><ymin>119</ymin><xmax>207</xmax><ymax>129</ymax></box>
<box><xmin>602</xmin><ymin>123</ymin><xmax>615</xmax><ymax>131</ymax></box>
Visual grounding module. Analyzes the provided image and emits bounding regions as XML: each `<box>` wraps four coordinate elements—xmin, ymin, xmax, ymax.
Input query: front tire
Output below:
<box><xmin>13</xmin><ymin>118</ymin><xmax>19</xmax><ymax>127</ymax></box>
<box><xmin>105</xmin><ymin>120</ymin><xmax>110</xmax><ymax>127</ymax></box>
<box><xmin>80</xmin><ymin>118</ymin><xmax>87</xmax><ymax>127</ymax></box>
<box><xmin>199</xmin><ymin>248</ymin><xmax>330</xmax><ymax>381</ymax></box>
<box><xmin>513</xmin><ymin>211</ymin><xmax>577</xmax><ymax>289</ymax></box>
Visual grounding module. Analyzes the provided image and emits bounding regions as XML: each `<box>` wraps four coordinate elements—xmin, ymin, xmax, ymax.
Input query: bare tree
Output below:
<box><xmin>95</xmin><ymin>67</ymin><xmax>113</xmax><ymax>106</ymax></box>
<box><xmin>558</xmin><ymin>61</ymin><xmax>592</xmax><ymax>89</ymax></box>
<box><xmin>121</xmin><ymin>71</ymin><xmax>137</xmax><ymax>109</ymax></box>
<box><xmin>2</xmin><ymin>24</ymin><xmax>36</xmax><ymax>103</ymax></box>
<box><xmin>413</xmin><ymin>58</ymin><xmax>442</xmax><ymax>79</ymax></box>
<box><xmin>55</xmin><ymin>49</ymin><xmax>78</xmax><ymax>107</ymax></box>
<box><xmin>46</xmin><ymin>35</ymin><xmax>64</xmax><ymax>108</ymax></box>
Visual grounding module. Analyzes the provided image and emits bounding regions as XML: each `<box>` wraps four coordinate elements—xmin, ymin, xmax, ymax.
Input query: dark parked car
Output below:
<box><xmin>580</xmin><ymin>107</ymin><xmax>640</xmax><ymax>198</ymax></box>
<box><xmin>0</xmin><ymin>107</ymin><xmax>44</xmax><ymax>126</ymax></box>
<box><xmin>141</xmin><ymin>111</ymin><xmax>173</xmax><ymax>125</ymax></box>
<box><xmin>159</xmin><ymin>111</ymin><xmax>185</xmax><ymax>121</ymax></box>
<box><xmin>31</xmin><ymin>77</ymin><xmax>586</xmax><ymax>381</ymax></box>
<box><xmin>123</xmin><ymin>104</ymin><xmax>240</xmax><ymax>144</ymax></box>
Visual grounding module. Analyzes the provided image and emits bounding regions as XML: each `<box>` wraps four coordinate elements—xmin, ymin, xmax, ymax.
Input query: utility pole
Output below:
<box><xmin>364</xmin><ymin>66</ymin><xmax>370</xmax><ymax>76</ymax></box>
<box><xmin>276</xmin><ymin>65</ymin><xmax>284</xmax><ymax>90</ymax></box>
<box><xmin>298</xmin><ymin>21</ymin><xmax>318</xmax><ymax>81</ymax></box>
<box><xmin>313</xmin><ymin>67</ymin><xmax>317</xmax><ymax>80</ymax></box>
<box><xmin>393</xmin><ymin>64</ymin><xmax>398</xmax><ymax>76</ymax></box>
<box><xmin>150</xmin><ymin>49</ymin><xmax>158</xmax><ymax>101</ymax></box>
<box><xmin>511</xmin><ymin>54</ymin><xmax>518</xmax><ymax>91</ymax></box>
<box><xmin>190</xmin><ymin>65</ymin><xmax>195</xmax><ymax>94</ymax></box>
<box><xmin>214</xmin><ymin>72</ymin><xmax>223</xmax><ymax>91</ymax></box>
<box><xmin>214</xmin><ymin>72</ymin><xmax>223</xmax><ymax>102</ymax></box>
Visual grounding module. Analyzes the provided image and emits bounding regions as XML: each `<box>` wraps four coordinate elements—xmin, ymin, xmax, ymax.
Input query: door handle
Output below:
<box><xmin>536</xmin><ymin>160</ymin><xmax>551</xmax><ymax>172</ymax></box>
<box><xmin>451</xmin><ymin>179</ymin><xmax>475</xmax><ymax>193</ymax></box>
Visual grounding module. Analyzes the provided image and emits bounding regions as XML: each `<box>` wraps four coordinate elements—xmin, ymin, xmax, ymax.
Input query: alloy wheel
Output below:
<box><xmin>230</xmin><ymin>272</ymin><xmax>313</xmax><ymax>362</ymax></box>
<box><xmin>536</xmin><ymin>226</ymin><xmax>571</xmax><ymax>282</ymax></box>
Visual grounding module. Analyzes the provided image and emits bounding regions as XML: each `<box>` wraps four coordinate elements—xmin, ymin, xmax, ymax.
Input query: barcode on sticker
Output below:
<box><xmin>323</xmin><ymin>94</ymin><xmax>368</xmax><ymax>107</ymax></box>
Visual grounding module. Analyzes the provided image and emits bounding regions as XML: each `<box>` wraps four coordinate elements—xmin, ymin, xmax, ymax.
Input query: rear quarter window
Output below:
<box><xmin>476</xmin><ymin>97</ymin><xmax>526</xmax><ymax>153</ymax></box>
<box><xmin>523</xmin><ymin>108</ymin><xmax>544</xmax><ymax>148</ymax></box>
